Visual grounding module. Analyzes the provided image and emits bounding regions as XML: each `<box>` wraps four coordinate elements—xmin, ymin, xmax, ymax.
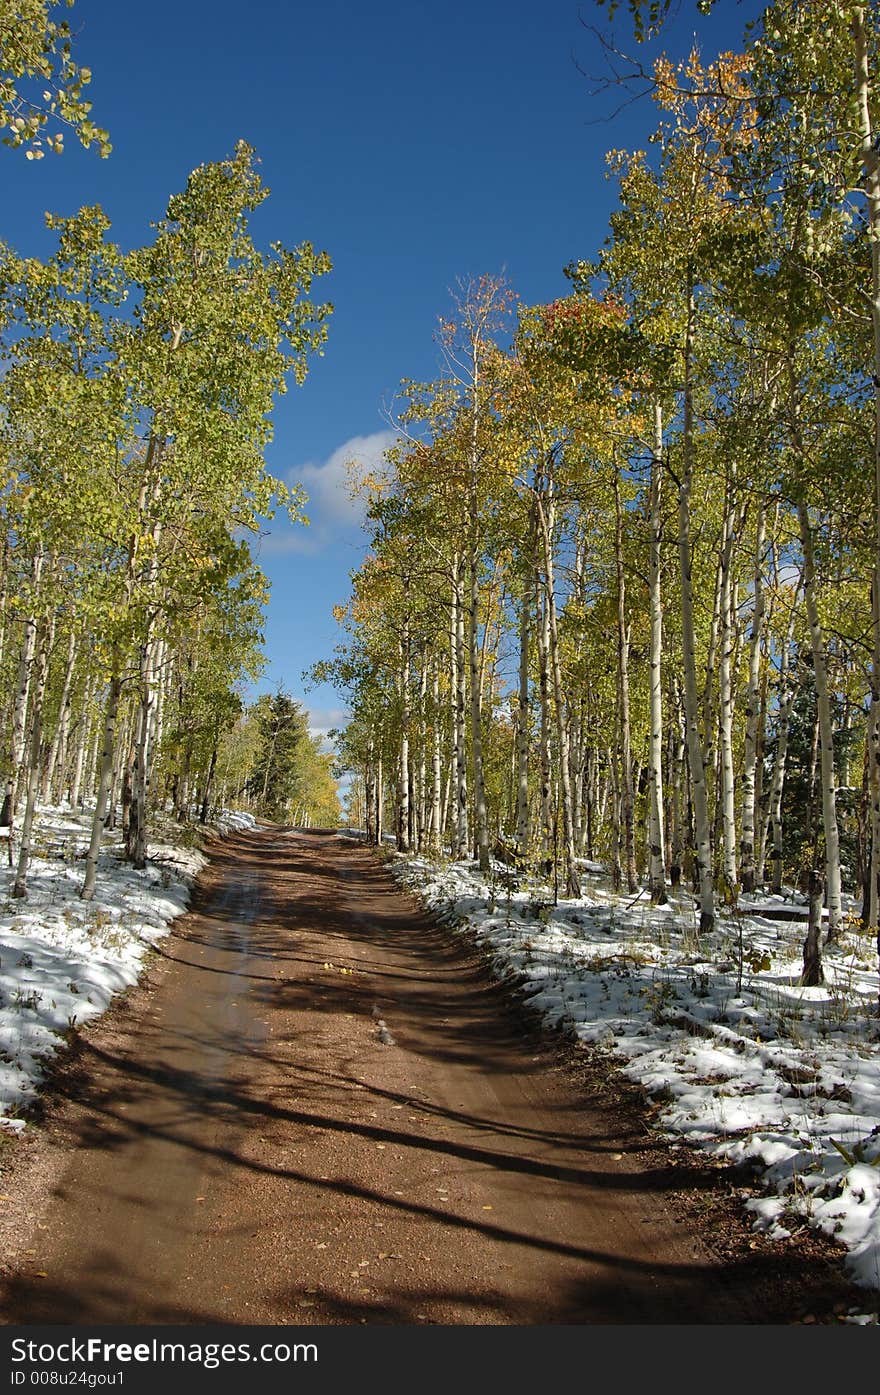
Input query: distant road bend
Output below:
<box><xmin>0</xmin><ymin>827</ymin><xmax>856</xmax><ymax>1324</ymax></box>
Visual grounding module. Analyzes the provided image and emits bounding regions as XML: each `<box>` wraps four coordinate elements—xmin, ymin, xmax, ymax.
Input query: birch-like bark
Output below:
<box><xmin>68</xmin><ymin>680</ymin><xmax>93</xmax><ymax>809</ymax></box>
<box><xmin>397</xmin><ymin>626</ymin><xmax>411</xmax><ymax>852</ymax></box>
<box><xmin>865</xmin><ymin>697</ymin><xmax>880</xmax><ymax>928</ymax></box>
<box><xmin>854</xmin><ymin>7</ymin><xmax>880</xmax><ymax>945</ymax></box>
<box><xmin>82</xmin><ymin>705</ymin><xmax>102</xmax><ymax>805</ymax></box>
<box><xmin>534</xmin><ymin>481</ymin><xmax>580</xmax><ymax>898</ymax></box>
<box><xmin>417</xmin><ymin>646</ymin><xmax>428</xmax><ymax>851</ymax></box>
<box><xmin>81</xmin><ymin>669</ymin><xmax>123</xmax><ymax>901</ymax></box>
<box><xmin>515</xmin><ymin>534</ymin><xmax>532</xmax><ymax>860</ymax></box>
<box><xmin>679</xmin><ymin>286</ymin><xmax>715</xmax><ymax>935</ymax></box>
<box><xmin>199</xmin><ymin>745</ymin><xmax>218</xmax><ymax>825</ymax></box>
<box><xmin>700</xmin><ymin>537</ymin><xmax>724</xmax><ymax>766</ymax></box>
<box><xmin>536</xmin><ymin>562</ymin><xmax>553</xmax><ymax>865</ymax></box>
<box><xmin>43</xmin><ymin>628</ymin><xmax>78</xmax><ymax>803</ymax></box>
<box><xmin>0</xmin><ymin>534</ymin><xmax>9</xmax><ymax>675</ymax></box>
<box><xmin>762</xmin><ymin>605</ymin><xmax>797</xmax><ymax>894</ymax></box>
<box><xmin>468</xmin><ymin>549</ymin><xmax>490</xmax><ymax>871</ymax></box>
<box><xmin>797</xmin><ymin>499</ymin><xmax>843</xmax><ymax>939</ymax></box>
<box><xmin>3</xmin><ymin>549</ymin><xmax>45</xmax><ymax>821</ymax></box>
<box><xmin>129</xmin><ymin>631</ymin><xmax>157</xmax><ymax>867</ymax></box>
<box><xmin>365</xmin><ymin>740</ymin><xmax>376</xmax><ymax>844</ymax></box>
<box><xmin>431</xmin><ymin>662</ymin><xmax>442</xmax><ymax>852</ymax></box>
<box><xmin>613</xmin><ymin>469</ymin><xmax>637</xmax><ymax>894</ymax></box>
<box><xmin>801</xmin><ymin>869</ymin><xmax>825</xmax><ymax>988</ymax></box>
<box><xmin>647</xmin><ymin>403</ymin><xmax>667</xmax><ymax>903</ymax></box>
<box><xmin>11</xmin><ymin>614</ymin><xmax>52</xmax><ymax>898</ymax></box>
<box><xmin>451</xmin><ymin>558</ymin><xmax>469</xmax><ymax>857</ymax></box>
<box><xmin>668</xmin><ymin>692</ymin><xmax>687</xmax><ymax>889</ymax></box>
<box><xmin>740</xmin><ymin>504</ymin><xmax>767</xmax><ymax>893</ymax></box>
<box><xmin>718</xmin><ymin>480</ymin><xmax>738</xmax><ymax>897</ymax></box>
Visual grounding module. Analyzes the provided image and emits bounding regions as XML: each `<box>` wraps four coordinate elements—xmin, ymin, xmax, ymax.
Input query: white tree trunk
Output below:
<box><xmin>718</xmin><ymin>484</ymin><xmax>738</xmax><ymax>897</ymax></box>
<box><xmin>451</xmin><ymin>559</ymin><xmax>469</xmax><ymax>857</ymax></box>
<box><xmin>81</xmin><ymin>669</ymin><xmax>123</xmax><ymax>901</ymax></box>
<box><xmin>534</xmin><ymin>481</ymin><xmax>580</xmax><ymax>899</ymax></box>
<box><xmin>855</xmin><ymin>8</ymin><xmax>880</xmax><ymax>942</ymax></box>
<box><xmin>11</xmin><ymin>614</ymin><xmax>52</xmax><ymax>898</ymax></box>
<box><xmin>4</xmin><ymin>549</ymin><xmax>45</xmax><ymax>819</ymax></box>
<box><xmin>679</xmin><ymin>289</ymin><xmax>715</xmax><ymax>935</ymax></box>
<box><xmin>740</xmin><ymin>504</ymin><xmax>767</xmax><ymax>893</ymax></box>
<box><xmin>647</xmin><ymin>403</ymin><xmax>667</xmax><ymax>903</ymax></box>
<box><xmin>797</xmin><ymin>500</ymin><xmax>843</xmax><ymax>939</ymax></box>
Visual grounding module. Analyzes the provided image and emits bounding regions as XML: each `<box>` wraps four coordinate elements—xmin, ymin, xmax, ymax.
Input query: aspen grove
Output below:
<box><xmin>0</xmin><ymin>140</ymin><xmax>333</xmax><ymax>895</ymax></box>
<box><xmin>320</xmin><ymin>3</ymin><xmax>880</xmax><ymax>995</ymax></box>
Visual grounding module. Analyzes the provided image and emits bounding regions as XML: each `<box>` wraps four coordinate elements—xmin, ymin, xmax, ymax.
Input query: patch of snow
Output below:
<box><xmin>214</xmin><ymin>808</ymin><xmax>258</xmax><ymax>834</ymax></box>
<box><xmin>0</xmin><ymin>804</ymin><xmax>208</xmax><ymax>1132</ymax></box>
<box><xmin>390</xmin><ymin>852</ymin><xmax>880</xmax><ymax>1299</ymax></box>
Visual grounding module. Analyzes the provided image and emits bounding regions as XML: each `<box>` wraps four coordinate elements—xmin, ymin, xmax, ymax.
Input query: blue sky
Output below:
<box><xmin>3</xmin><ymin>0</ymin><xmax>760</xmax><ymax>747</ymax></box>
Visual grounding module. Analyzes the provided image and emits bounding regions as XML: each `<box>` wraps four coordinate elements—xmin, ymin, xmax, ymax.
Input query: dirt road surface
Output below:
<box><xmin>0</xmin><ymin>828</ymin><xmax>861</xmax><ymax>1324</ymax></box>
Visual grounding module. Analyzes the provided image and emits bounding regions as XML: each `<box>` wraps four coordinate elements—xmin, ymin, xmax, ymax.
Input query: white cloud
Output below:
<box><xmin>279</xmin><ymin>431</ymin><xmax>397</xmax><ymax>552</ymax></box>
<box><xmin>306</xmin><ymin>705</ymin><xmax>348</xmax><ymax>749</ymax></box>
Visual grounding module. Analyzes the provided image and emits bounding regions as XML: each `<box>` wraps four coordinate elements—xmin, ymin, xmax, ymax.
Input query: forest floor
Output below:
<box><xmin>0</xmin><ymin>826</ymin><xmax>871</xmax><ymax>1325</ymax></box>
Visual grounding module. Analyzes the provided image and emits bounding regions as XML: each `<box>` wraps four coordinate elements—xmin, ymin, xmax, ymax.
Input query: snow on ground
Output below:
<box><xmin>0</xmin><ymin>805</ymin><xmax>254</xmax><ymax>1134</ymax></box>
<box><xmin>390</xmin><ymin>850</ymin><xmax>880</xmax><ymax>1301</ymax></box>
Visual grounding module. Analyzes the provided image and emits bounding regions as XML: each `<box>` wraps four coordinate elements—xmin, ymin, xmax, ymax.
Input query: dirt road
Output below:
<box><xmin>0</xmin><ymin>829</ymin><xmax>857</xmax><ymax>1324</ymax></box>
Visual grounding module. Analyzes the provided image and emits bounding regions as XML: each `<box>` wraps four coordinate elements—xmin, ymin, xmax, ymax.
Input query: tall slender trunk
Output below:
<box><xmin>536</xmin><ymin>558</ymin><xmax>553</xmax><ymax>865</ymax></box>
<box><xmin>199</xmin><ymin>745</ymin><xmax>218</xmax><ymax>825</ymax></box>
<box><xmin>762</xmin><ymin>605</ymin><xmax>797</xmax><ymax>894</ymax></box>
<box><xmin>451</xmin><ymin>558</ymin><xmax>469</xmax><ymax>857</ymax></box>
<box><xmin>3</xmin><ymin>549</ymin><xmax>45</xmax><ymax>821</ymax></box>
<box><xmin>81</xmin><ymin>667</ymin><xmax>123</xmax><ymax>901</ymax></box>
<box><xmin>613</xmin><ymin>468</ymin><xmax>637</xmax><ymax>894</ymax></box>
<box><xmin>647</xmin><ymin>403</ymin><xmax>667</xmax><ymax>903</ymax></box>
<box><xmin>668</xmin><ymin>689</ymin><xmax>687</xmax><ymax>890</ymax></box>
<box><xmin>68</xmin><ymin>679</ymin><xmax>93</xmax><ymax>809</ymax></box>
<box><xmin>11</xmin><ymin>614</ymin><xmax>52</xmax><ymax>898</ymax></box>
<box><xmin>83</xmin><ymin>705</ymin><xmax>102</xmax><ymax>805</ymax></box>
<box><xmin>397</xmin><ymin>624</ymin><xmax>411</xmax><ymax>853</ymax></box>
<box><xmin>0</xmin><ymin>534</ymin><xmax>9</xmax><ymax>674</ymax></box>
<box><xmin>740</xmin><ymin>504</ymin><xmax>767</xmax><ymax>893</ymax></box>
<box><xmin>468</xmin><ymin>548</ymin><xmax>490</xmax><ymax>872</ymax></box>
<box><xmin>417</xmin><ymin>647</ymin><xmax>428</xmax><ymax>851</ymax></box>
<box><xmin>129</xmin><ymin>629</ymin><xmax>158</xmax><ymax>868</ymax></box>
<box><xmin>515</xmin><ymin>531</ymin><xmax>532</xmax><ymax>860</ymax></box>
<box><xmin>718</xmin><ymin>479</ymin><xmax>739</xmax><ymax>897</ymax></box>
<box><xmin>855</xmin><ymin>7</ymin><xmax>880</xmax><ymax>951</ymax></box>
<box><xmin>43</xmin><ymin>628</ymin><xmax>78</xmax><ymax>802</ymax></box>
<box><xmin>797</xmin><ymin>499</ymin><xmax>843</xmax><ymax>939</ymax></box>
<box><xmin>534</xmin><ymin>476</ymin><xmax>580</xmax><ymax>899</ymax></box>
<box><xmin>864</xmin><ymin>698</ymin><xmax>880</xmax><ymax>928</ymax></box>
<box><xmin>678</xmin><ymin>284</ymin><xmax>714</xmax><ymax>935</ymax></box>
<box><xmin>431</xmin><ymin>661</ymin><xmax>442</xmax><ymax>852</ymax></box>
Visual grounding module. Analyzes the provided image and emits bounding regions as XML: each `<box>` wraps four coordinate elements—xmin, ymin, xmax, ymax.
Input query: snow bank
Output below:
<box><xmin>391</xmin><ymin>851</ymin><xmax>880</xmax><ymax>1298</ymax></box>
<box><xmin>0</xmin><ymin>805</ymin><xmax>207</xmax><ymax>1130</ymax></box>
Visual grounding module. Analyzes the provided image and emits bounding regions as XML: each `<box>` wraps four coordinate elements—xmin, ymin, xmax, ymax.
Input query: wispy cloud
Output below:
<box><xmin>306</xmin><ymin>704</ymin><xmax>348</xmax><ymax>751</ymax></box>
<box><xmin>271</xmin><ymin>431</ymin><xmax>396</xmax><ymax>554</ymax></box>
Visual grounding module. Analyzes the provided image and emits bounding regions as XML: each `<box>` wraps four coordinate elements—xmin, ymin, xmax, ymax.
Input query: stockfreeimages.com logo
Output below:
<box><xmin>11</xmin><ymin>1338</ymin><xmax>318</xmax><ymax>1373</ymax></box>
